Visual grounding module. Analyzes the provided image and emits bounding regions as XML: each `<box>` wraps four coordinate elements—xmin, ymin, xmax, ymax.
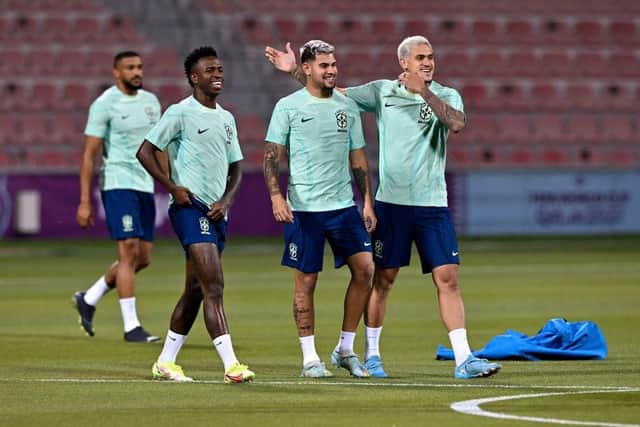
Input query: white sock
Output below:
<box><xmin>213</xmin><ymin>334</ymin><xmax>239</xmax><ymax>371</ymax></box>
<box><xmin>364</xmin><ymin>326</ymin><xmax>383</xmax><ymax>360</ymax></box>
<box><xmin>449</xmin><ymin>328</ymin><xmax>472</xmax><ymax>366</ymax></box>
<box><xmin>335</xmin><ymin>331</ymin><xmax>356</xmax><ymax>355</ymax></box>
<box><xmin>299</xmin><ymin>335</ymin><xmax>320</xmax><ymax>366</ymax></box>
<box><xmin>119</xmin><ymin>297</ymin><xmax>141</xmax><ymax>332</ymax></box>
<box><xmin>158</xmin><ymin>330</ymin><xmax>187</xmax><ymax>363</ymax></box>
<box><xmin>83</xmin><ymin>276</ymin><xmax>111</xmax><ymax>306</ymax></box>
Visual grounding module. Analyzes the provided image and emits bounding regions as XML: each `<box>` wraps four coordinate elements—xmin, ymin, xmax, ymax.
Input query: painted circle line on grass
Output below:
<box><xmin>451</xmin><ymin>388</ymin><xmax>640</xmax><ymax>427</ymax></box>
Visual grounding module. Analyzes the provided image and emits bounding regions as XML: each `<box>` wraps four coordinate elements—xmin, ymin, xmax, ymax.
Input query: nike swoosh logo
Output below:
<box><xmin>364</xmin><ymin>242</ymin><xmax>372</xmax><ymax>247</ymax></box>
<box><xmin>384</xmin><ymin>103</ymin><xmax>396</xmax><ymax>107</ymax></box>
<box><xmin>452</xmin><ymin>251</ymin><xmax>459</xmax><ymax>256</ymax></box>
<box><xmin>121</xmin><ymin>115</ymin><xmax>129</xmax><ymax>119</ymax></box>
<box><xmin>301</xmin><ymin>117</ymin><xmax>314</xmax><ymax>123</ymax></box>
<box><xmin>168</xmin><ymin>336</ymin><xmax>176</xmax><ymax>341</ymax></box>
<box><xmin>198</xmin><ymin>128</ymin><xmax>209</xmax><ymax>134</ymax></box>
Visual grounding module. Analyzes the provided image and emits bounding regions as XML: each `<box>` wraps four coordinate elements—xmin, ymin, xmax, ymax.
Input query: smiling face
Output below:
<box><xmin>303</xmin><ymin>53</ymin><xmax>337</xmax><ymax>92</ymax></box>
<box><xmin>190</xmin><ymin>56</ymin><xmax>224</xmax><ymax>97</ymax></box>
<box><xmin>114</xmin><ymin>56</ymin><xmax>143</xmax><ymax>93</ymax></box>
<box><xmin>399</xmin><ymin>43</ymin><xmax>435</xmax><ymax>83</ymax></box>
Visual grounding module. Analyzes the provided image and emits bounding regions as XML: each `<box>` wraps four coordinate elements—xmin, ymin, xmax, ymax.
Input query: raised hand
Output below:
<box><xmin>265</xmin><ymin>42</ymin><xmax>297</xmax><ymax>73</ymax></box>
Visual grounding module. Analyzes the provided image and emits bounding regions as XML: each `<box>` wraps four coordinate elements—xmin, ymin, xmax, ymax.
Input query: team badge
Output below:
<box><xmin>224</xmin><ymin>124</ymin><xmax>233</xmax><ymax>144</ymax></box>
<box><xmin>335</xmin><ymin>110</ymin><xmax>347</xmax><ymax>130</ymax></box>
<box><xmin>122</xmin><ymin>214</ymin><xmax>134</xmax><ymax>232</ymax></box>
<box><xmin>419</xmin><ymin>103</ymin><xmax>433</xmax><ymax>123</ymax></box>
<box><xmin>374</xmin><ymin>240</ymin><xmax>383</xmax><ymax>259</ymax></box>
<box><xmin>145</xmin><ymin>106</ymin><xmax>158</xmax><ymax>125</ymax></box>
<box><xmin>199</xmin><ymin>216</ymin><xmax>210</xmax><ymax>235</ymax></box>
<box><xmin>289</xmin><ymin>243</ymin><xmax>298</xmax><ymax>261</ymax></box>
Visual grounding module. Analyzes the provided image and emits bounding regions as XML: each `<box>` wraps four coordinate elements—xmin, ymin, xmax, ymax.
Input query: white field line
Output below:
<box><xmin>451</xmin><ymin>389</ymin><xmax>640</xmax><ymax>427</ymax></box>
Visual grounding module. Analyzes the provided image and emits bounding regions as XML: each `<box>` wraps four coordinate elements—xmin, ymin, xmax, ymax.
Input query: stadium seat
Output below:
<box><xmin>371</xmin><ymin>18</ymin><xmax>398</xmax><ymax>43</ymax></box>
<box><xmin>20</xmin><ymin>114</ymin><xmax>49</xmax><ymax>146</ymax></box>
<box><xmin>28</xmin><ymin>83</ymin><xmax>58</xmax><ymax>112</ymax></box>
<box><xmin>157</xmin><ymin>84</ymin><xmax>189</xmax><ymax>109</ymax></box>
<box><xmin>607</xmin><ymin>147</ymin><xmax>638</xmax><ymax>167</ymax></box>
<box><xmin>465</xmin><ymin>113</ymin><xmax>498</xmax><ymax>143</ymax></box>
<box><xmin>531</xmin><ymin>114</ymin><xmax>569</xmax><ymax>144</ymax></box>
<box><xmin>567</xmin><ymin>113</ymin><xmax>601</xmax><ymax>144</ymax></box>
<box><xmin>507</xmin><ymin>51</ymin><xmax>540</xmax><ymax>78</ymax></box>
<box><xmin>602</xmin><ymin>83</ymin><xmax>636</xmax><ymax>111</ymax></box>
<box><xmin>0</xmin><ymin>83</ymin><xmax>27</xmax><ymax>112</ymax></box>
<box><xmin>460</xmin><ymin>82</ymin><xmax>491</xmax><ymax>110</ymax></box>
<box><xmin>609</xmin><ymin>53</ymin><xmax>640</xmax><ymax>77</ymax></box>
<box><xmin>574</xmin><ymin>51</ymin><xmax>606</xmax><ymax>77</ymax></box>
<box><xmin>0</xmin><ymin>116</ymin><xmax>20</xmax><ymax>146</ymax></box>
<box><xmin>529</xmin><ymin>83</ymin><xmax>561</xmax><ymax>111</ymax></box>
<box><xmin>402</xmin><ymin>19</ymin><xmax>432</xmax><ymax>36</ymax></box>
<box><xmin>574</xmin><ymin>20</ymin><xmax>603</xmax><ymax>43</ymax></box>
<box><xmin>273</xmin><ymin>18</ymin><xmax>299</xmax><ymax>41</ymax></box>
<box><xmin>505</xmin><ymin>19</ymin><xmax>535</xmax><ymax>44</ymax></box>
<box><xmin>609</xmin><ymin>20</ymin><xmax>637</xmax><ymax>44</ymax></box>
<box><xmin>473</xmin><ymin>51</ymin><xmax>507</xmax><ymax>77</ymax></box>
<box><xmin>60</xmin><ymin>84</ymin><xmax>91</xmax><ymax>111</ymax></box>
<box><xmin>495</xmin><ymin>83</ymin><xmax>529</xmax><ymax>111</ymax></box>
<box><xmin>497</xmin><ymin>114</ymin><xmax>531</xmax><ymax>144</ymax></box>
<box><xmin>240</xmin><ymin>17</ymin><xmax>272</xmax><ymax>44</ymax></box>
<box><xmin>439</xmin><ymin>51</ymin><xmax>473</xmax><ymax>77</ymax></box>
<box><xmin>304</xmin><ymin>18</ymin><xmax>331</xmax><ymax>41</ymax></box>
<box><xmin>49</xmin><ymin>114</ymin><xmax>81</xmax><ymax>146</ymax></box>
<box><xmin>335</xmin><ymin>18</ymin><xmax>368</xmax><ymax>43</ymax></box>
<box><xmin>601</xmin><ymin>114</ymin><xmax>636</xmax><ymax>144</ymax></box>
<box><xmin>541</xmin><ymin>19</ymin><xmax>572</xmax><ymax>44</ymax></box>
<box><xmin>565</xmin><ymin>83</ymin><xmax>597</xmax><ymax>110</ymax></box>
<box><xmin>542</xmin><ymin>50</ymin><xmax>571</xmax><ymax>77</ymax></box>
<box><xmin>471</xmin><ymin>19</ymin><xmax>499</xmax><ymax>43</ymax></box>
<box><xmin>435</xmin><ymin>17</ymin><xmax>467</xmax><ymax>44</ymax></box>
<box><xmin>509</xmin><ymin>147</ymin><xmax>536</xmax><ymax>165</ymax></box>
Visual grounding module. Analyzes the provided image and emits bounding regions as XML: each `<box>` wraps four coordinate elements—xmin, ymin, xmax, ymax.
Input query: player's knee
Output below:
<box><xmin>296</xmin><ymin>274</ymin><xmax>317</xmax><ymax>294</ymax></box>
<box><xmin>352</xmin><ymin>260</ymin><xmax>374</xmax><ymax>285</ymax></box>
<box><xmin>435</xmin><ymin>273</ymin><xmax>460</xmax><ymax>293</ymax></box>
<box><xmin>374</xmin><ymin>270</ymin><xmax>396</xmax><ymax>292</ymax></box>
<box><xmin>203</xmin><ymin>280</ymin><xmax>224</xmax><ymax>300</ymax></box>
<box><xmin>119</xmin><ymin>239</ymin><xmax>140</xmax><ymax>266</ymax></box>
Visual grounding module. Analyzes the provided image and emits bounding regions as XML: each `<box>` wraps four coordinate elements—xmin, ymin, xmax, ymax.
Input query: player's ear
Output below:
<box><xmin>302</xmin><ymin>61</ymin><xmax>311</xmax><ymax>76</ymax></box>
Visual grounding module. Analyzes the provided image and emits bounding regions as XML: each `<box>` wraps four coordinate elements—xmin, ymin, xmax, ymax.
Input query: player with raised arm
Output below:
<box><xmin>73</xmin><ymin>51</ymin><xmax>161</xmax><ymax>343</ymax></box>
<box><xmin>137</xmin><ymin>46</ymin><xmax>255</xmax><ymax>383</ymax></box>
<box><xmin>265</xmin><ymin>36</ymin><xmax>501</xmax><ymax>379</ymax></box>
<box><xmin>264</xmin><ymin>40</ymin><xmax>376</xmax><ymax>378</ymax></box>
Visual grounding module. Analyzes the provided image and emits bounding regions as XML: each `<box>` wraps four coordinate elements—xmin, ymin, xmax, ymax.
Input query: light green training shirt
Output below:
<box><xmin>145</xmin><ymin>96</ymin><xmax>243</xmax><ymax>207</ymax></box>
<box><xmin>265</xmin><ymin>88</ymin><xmax>366</xmax><ymax>212</ymax></box>
<box><xmin>346</xmin><ymin>80</ymin><xmax>464</xmax><ymax>207</ymax></box>
<box><xmin>85</xmin><ymin>86</ymin><xmax>161</xmax><ymax>193</ymax></box>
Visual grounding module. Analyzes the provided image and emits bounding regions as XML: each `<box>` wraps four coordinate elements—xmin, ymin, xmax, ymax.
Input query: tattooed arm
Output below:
<box><xmin>399</xmin><ymin>71</ymin><xmax>466</xmax><ymax>132</ymax></box>
<box><xmin>349</xmin><ymin>148</ymin><xmax>377</xmax><ymax>232</ymax></box>
<box><xmin>264</xmin><ymin>142</ymin><xmax>294</xmax><ymax>223</ymax></box>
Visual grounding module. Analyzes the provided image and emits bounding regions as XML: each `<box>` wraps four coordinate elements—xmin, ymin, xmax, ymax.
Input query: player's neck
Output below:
<box><xmin>193</xmin><ymin>91</ymin><xmax>218</xmax><ymax>109</ymax></box>
<box><xmin>306</xmin><ymin>85</ymin><xmax>333</xmax><ymax>98</ymax></box>
<box><xmin>116</xmin><ymin>82</ymin><xmax>138</xmax><ymax>96</ymax></box>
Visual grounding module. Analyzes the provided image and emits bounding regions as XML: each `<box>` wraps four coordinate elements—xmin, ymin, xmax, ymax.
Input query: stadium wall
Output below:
<box><xmin>1</xmin><ymin>171</ymin><xmax>639</xmax><ymax>239</ymax></box>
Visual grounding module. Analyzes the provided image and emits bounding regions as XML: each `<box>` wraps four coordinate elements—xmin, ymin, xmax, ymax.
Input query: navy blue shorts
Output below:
<box><xmin>282</xmin><ymin>206</ymin><xmax>372</xmax><ymax>273</ymax></box>
<box><xmin>168</xmin><ymin>198</ymin><xmax>227</xmax><ymax>254</ymax></box>
<box><xmin>372</xmin><ymin>201</ymin><xmax>459</xmax><ymax>274</ymax></box>
<box><xmin>101</xmin><ymin>189</ymin><xmax>155</xmax><ymax>242</ymax></box>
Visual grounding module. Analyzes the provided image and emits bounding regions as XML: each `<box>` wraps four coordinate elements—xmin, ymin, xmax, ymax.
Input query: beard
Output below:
<box><xmin>123</xmin><ymin>79</ymin><xmax>142</xmax><ymax>91</ymax></box>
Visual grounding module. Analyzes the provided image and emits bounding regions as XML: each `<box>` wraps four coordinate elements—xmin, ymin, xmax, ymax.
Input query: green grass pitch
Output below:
<box><xmin>1</xmin><ymin>236</ymin><xmax>638</xmax><ymax>426</ymax></box>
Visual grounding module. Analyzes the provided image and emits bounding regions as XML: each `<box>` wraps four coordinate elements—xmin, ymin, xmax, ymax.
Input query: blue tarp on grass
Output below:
<box><xmin>436</xmin><ymin>318</ymin><xmax>608</xmax><ymax>361</ymax></box>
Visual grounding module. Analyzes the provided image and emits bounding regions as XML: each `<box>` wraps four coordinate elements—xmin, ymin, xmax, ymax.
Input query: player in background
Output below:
<box><xmin>74</xmin><ymin>51</ymin><xmax>162</xmax><ymax>343</ymax></box>
<box><xmin>265</xmin><ymin>36</ymin><xmax>501</xmax><ymax>379</ymax></box>
<box><xmin>264</xmin><ymin>40</ymin><xmax>376</xmax><ymax>378</ymax></box>
<box><xmin>137</xmin><ymin>46</ymin><xmax>255</xmax><ymax>383</ymax></box>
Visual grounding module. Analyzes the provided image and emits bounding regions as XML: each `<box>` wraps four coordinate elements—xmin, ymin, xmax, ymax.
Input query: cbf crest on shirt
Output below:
<box><xmin>265</xmin><ymin>88</ymin><xmax>366</xmax><ymax>212</ymax></box>
<box><xmin>145</xmin><ymin>96</ymin><xmax>243</xmax><ymax>207</ymax></box>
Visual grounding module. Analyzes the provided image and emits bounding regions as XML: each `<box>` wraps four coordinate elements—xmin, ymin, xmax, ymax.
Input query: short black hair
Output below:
<box><xmin>300</xmin><ymin>40</ymin><xmax>335</xmax><ymax>63</ymax></box>
<box><xmin>184</xmin><ymin>46</ymin><xmax>218</xmax><ymax>86</ymax></box>
<box><xmin>113</xmin><ymin>51</ymin><xmax>140</xmax><ymax>68</ymax></box>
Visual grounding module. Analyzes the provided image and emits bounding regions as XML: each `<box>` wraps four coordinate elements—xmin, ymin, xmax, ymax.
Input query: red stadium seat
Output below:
<box><xmin>505</xmin><ymin>19</ymin><xmax>535</xmax><ymax>44</ymax></box>
<box><xmin>495</xmin><ymin>83</ymin><xmax>529</xmax><ymax>111</ymax></box>
<box><xmin>565</xmin><ymin>83</ymin><xmax>597</xmax><ymax>110</ymax></box>
<box><xmin>507</xmin><ymin>51</ymin><xmax>540</xmax><ymax>78</ymax></box>
<box><xmin>609</xmin><ymin>53</ymin><xmax>640</xmax><ymax>77</ymax></box>
<box><xmin>601</xmin><ymin>114</ymin><xmax>636</xmax><ymax>144</ymax></box>
<box><xmin>609</xmin><ymin>20</ymin><xmax>637</xmax><ymax>44</ymax></box>
<box><xmin>471</xmin><ymin>19</ymin><xmax>499</xmax><ymax>43</ymax></box>
<box><xmin>465</xmin><ymin>113</ymin><xmax>498</xmax><ymax>143</ymax></box>
<box><xmin>274</xmin><ymin>18</ymin><xmax>299</xmax><ymax>41</ymax></box>
<box><xmin>439</xmin><ymin>51</ymin><xmax>473</xmax><ymax>77</ymax></box>
<box><xmin>28</xmin><ymin>83</ymin><xmax>57</xmax><ymax>112</ymax></box>
<box><xmin>60</xmin><ymin>84</ymin><xmax>91</xmax><ymax>111</ymax></box>
<box><xmin>402</xmin><ymin>19</ymin><xmax>431</xmax><ymax>36</ymax></box>
<box><xmin>371</xmin><ymin>19</ymin><xmax>398</xmax><ymax>43</ymax></box>
<box><xmin>602</xmin><ymin>84</ymin><xmax>636</xmax><ymax>111</ymax></box>
<box><xmin>497</xmin><ymin>114</ymin><xmax>531</xmax><ymax>144</ymax></box>
<box><xmin>49</xmin><ymin>114</ymin><xmax>82</xmax><ymax>146</ymax></box>
<box><xmin>20</xmin><ymin>114</ymin><xmax>49</xmax><ymax>146</ymax></box>
<box><xmin>0</xmin><ymin>116</ymin><xmax>20</xmax><ymax>145</ymax></box>
<box><xmin>574</xmin><ymin>51</ymin><xmax>606</xmax><ymax>78</ymax></box>
<box><xmin>529</xmin><ymin>83</ymin><xmax>561</xmax><ymax>111</ymax></box>
<box><xmin>567</xmin><ymin>113</ymin><xmax>601</xmax><ymax>144</ymax></box>
<box><xmin>304</xmin><ymin>18</ymin><xmax>331</xmax><ymax>41</ymax></box>
<box><xmin>574</xmin><ymin>20</ymin><xmax>603</xmax><ymax>43</ymax></box>
<box><xmin>531</xmin><ymin>114</ymin><xmax>569</xmax><ymax>144</ymax></box>
<box><xmin>542</xmin><ymin>50</ymin><xmax>571</xmax><ymax>77</ymax></box>
<box><xmin>460</xmin><ymin>82</ymin><xmax>491</xmax><ymax>110</ymax></box>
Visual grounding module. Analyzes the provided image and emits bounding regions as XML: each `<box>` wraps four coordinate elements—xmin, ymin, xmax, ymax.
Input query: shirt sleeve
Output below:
<box><xmin>442</xmin><ymin>88</ymin><xmax>465</xmax><ymax>113</ymax></box>
<box><xmin>227</xmin><ymin>115</ymin><xmax>244</xmax><ymax>163</ymax></box>
<box><xmin>84</xmin><ymin>99</ymin><xmax>109</xmax><ymax>138</ymax></box>
<box><xmin>345</xmin><ymin>80</ymin><xmax>383</xmax><ymax>113</ymax></box>
<box><xmin>265</xmin><ymin>100</ymin><xmax>290</xmax><ymax>146</ymax></box>
<box><xmin>145</xmin><ymin>105</ymin><xmax>182</xmax><ymax>151</ymax></box>
<box><xmin>348</xmin><ymin>108</ymin><xmax>366</xmax><ymax>151</ymax></box>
